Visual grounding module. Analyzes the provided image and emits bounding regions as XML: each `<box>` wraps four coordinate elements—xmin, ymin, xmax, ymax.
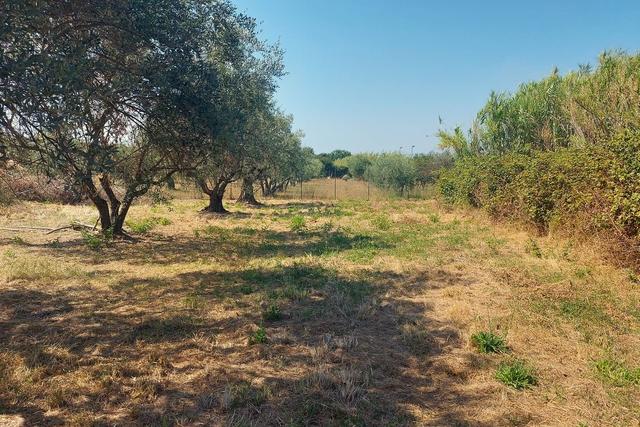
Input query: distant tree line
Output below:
<box><xmin>0</xmin><ymin>0</ymin><xmax>321</xmax><ymax>233</ymax></box>
<box><xmin>314</xmin><ymin>150</ymin><xmax>453</xmax><ymax>195</ymax></box>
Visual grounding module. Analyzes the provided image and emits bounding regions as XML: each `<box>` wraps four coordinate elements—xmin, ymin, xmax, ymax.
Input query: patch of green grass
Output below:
<box><xmin>594</xmin><ymin>358</ymin><xmax>640</xmax><ymax>387</ymax></box>
<box><xmin>471</xmin><ymin>331</ymin><xmax>507</xmax><ymax>354</ymax></box>
<box><xmin>262</xmin><ymin>304</ymin><xmax>282</xmax><ymax>321</ymax></box>
<box><xmin>248</xmin><ymin>327</ymin><xmax>267</xmax><ymax>345</ymax></box>
<box><xmin>194</xmin><ymin>224</ymin><xmax>229</xmax><ymax>239</ymax></box>
<box><xmin>273</xmin><ymin>284</ymin><xmax>309</xmax><ymax>301</ymax></box>
<box><xmin>559</xmin><ymin>299</ymin><xmax>610</xmax><ymax>324</ymax></box>
<box><xmin>3</xmin><ymin>249</ymin><xmax>17</xmax><ymax>258</ymax></box>
<box><xmin>496</xmin><ymin>359</ymin><xmax>537</xmax><ymax>389</ymax></box>
<box><xmin>81</xmin><ymin>230</ymin><xmax>106</xmax><ymax>250</ymax></box>
<box><xmin>428</xmin><ymin>213</ymin><xmax>440</xmax><ymax>223</ymax></box>
<box><xmin>290</xmin><ymin>215</ymin><xmax>306</xmax><ymax>232</ymax></box>
<box><xmin>126</xmin><ymin>217</ymin><xmax>171</xmax><ymax>234</ymax></box>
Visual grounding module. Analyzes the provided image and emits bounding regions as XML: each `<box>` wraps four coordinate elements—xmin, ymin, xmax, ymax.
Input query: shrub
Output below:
<box><xmin>496</xmin><ymin>359</ymin><xmax>537</xmax><ymax>389</ymax></box>
<box><xmin>471</xmin><ymin>331</ymin><xmax>507</xmax><ymax>353</ymax></box>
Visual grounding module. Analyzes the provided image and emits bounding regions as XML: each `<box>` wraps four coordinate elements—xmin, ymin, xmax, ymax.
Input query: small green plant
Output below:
<box><xmin>594</xmin><ymin>358</ymin><xmax>640</xmax><ymax>387</ymax></box>
<box><xmin>496</xmin><ymin>359</ymin><xmax>537</xmax><ymax>389</ymax></box>
<box><xmin>290</xmin><ymin>215</ymin><xmax>306</xmax><ymax>232</ymax></box>
<box><xmin>126</xmin><ymin>216</ymin><xmax>171</xmax><ymax>234</ymax></box>
<box><xmin>524</xmin><ymin>238</ymin><xmax>543</xmax><ymax>258</ymax></box>
<box><xmin>428</xmin><ymin>213</ymin><xmax>440</xmax><ymax>223</ymax></box>
<box><xmin>249</xmin><ymin>327</ymin><xmax>267</xmax><ymax>345</ymax></box>
<box><xmin>262</xmin><ymin>304</ymin><xmax>282</xmax><ymax>321</ymax></box>
<box><xmin>471</xmin><ymin>331</ymin><xmax>507</xmax><ymax>353</ymax></box>
<box><xmin>81</xmin><ymin>230</ymin><xmax>105</xmax><ymax>250</ymax></box>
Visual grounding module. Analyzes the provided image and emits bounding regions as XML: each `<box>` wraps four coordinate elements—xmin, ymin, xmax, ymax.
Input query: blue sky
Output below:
<box><xmin>233</xmin><ymin>0</ymin><xmax>640</xmax><ymax>154</ymax></box>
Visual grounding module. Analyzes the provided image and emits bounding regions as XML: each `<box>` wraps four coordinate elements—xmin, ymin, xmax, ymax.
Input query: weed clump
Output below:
<box><xmin>290</xmin><ymin>215</ymin><xmax>306</xmax><ymax>232</ymax></box>
<box><xmin>249</xmin><ymin>327</ymin><xmax>267</xmax><ymax>345</ymax></box>
<box><xmin>496</xmin><ymin>359</ymin><xmax>537</xmax><ymax>389</ymax></box>
<box><xmin>126</xmin><ymin>216</ymin><xmax>171</xmax><ymax>234</ymax></box>
<box><xmin>471</xmin><ymin>331</ymin><xmax>507</xmax><ymax>353</ymax></box>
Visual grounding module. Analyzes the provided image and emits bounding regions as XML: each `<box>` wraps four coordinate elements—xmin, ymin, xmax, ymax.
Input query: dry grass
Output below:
<box><xmin>0</xmin><ymin>194</ymin><xmax>638</xmax><ymax>426</ymax></box>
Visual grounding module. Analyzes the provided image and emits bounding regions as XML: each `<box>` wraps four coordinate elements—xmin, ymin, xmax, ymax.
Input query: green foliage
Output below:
<box><xmin>438</xmin><ymin>52</ymin><xmax>640</xmax><ymax>263</ymax></box>
<box><xmin>412</xmin><ymin>152</ymin><xmax>454</xmax><ymax>185</ymax></box>
<box><xmin>81</xmin><ymin>230</ymin><xmax>113</xmax><ymax>251</ymax></box>
<box><xmin>365</xmin><ymin>153</ymin><xmax>417</xmax><ymax>195</ymax></box>
<box><xmin>496</xmin><ymin>360</ymin><xmax>537</xmax><ymax>389</ymax></box>
<box><xmin>248</xmin><ymin>327</ymin><xmax>268</xmax><ymax>345</ymax></box>
<box><xmin>335</xmin><ymin>153</ymin><xmax>374</xmax><ymax>179</ymax></box>
<box><xmin>126</xmin><ymin>217</ymin><xmax>172</xmax><ymax>234</ymax></box>
<box><xmin>290</xmin><ymin>215</ymin><xmax>306</xmax><ymax>232</ymax></box>
<box><xmin>594</xmin><ymin>358</ymin><xmax>640</xmax><ymax>387</ymax></box>
<box><xmin>471</xmin><ymin>331</ymin><xmax>507</xmax><ymax>353</ymax></box>
<box><xmin>317</xmin><ymin>150</ymin><xmax>351</xmax><ymax>177</ymax></box>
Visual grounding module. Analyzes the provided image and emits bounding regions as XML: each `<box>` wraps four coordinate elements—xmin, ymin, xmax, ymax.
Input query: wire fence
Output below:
<box><xmin>170</xmin><ymin>178</ymin><xmax>435</xmax><ymax>202</ymax></box>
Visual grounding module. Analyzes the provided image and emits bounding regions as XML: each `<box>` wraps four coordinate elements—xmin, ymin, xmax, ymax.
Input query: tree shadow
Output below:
<box><xmin>27</xmin><ymin>226</ymin><xmax>393</xmax><ymax>268</ymax></box>
<box><xmin>0</xmin><ymin>264</ymin><xmax>527</xmax><ymax>425</ymax></box>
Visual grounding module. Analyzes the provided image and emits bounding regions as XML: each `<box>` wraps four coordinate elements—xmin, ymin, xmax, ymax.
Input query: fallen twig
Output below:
<box><xmin>0</xmin><ymin>223</ymin><xmax>98</xmax><ymax>234</ymax></box>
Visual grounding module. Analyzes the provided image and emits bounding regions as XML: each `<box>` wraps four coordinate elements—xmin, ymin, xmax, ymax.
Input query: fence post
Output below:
<box><xmin>367</xmin><ymin>181</ymin><xmax>370</xmax><ymax>201</ymax></box>
<box><xmin>300</xmin><ymin>179</ymin><xmax>303</xmax><ymax>200</ymax></box>
<box><xmin>229</xmin><ymin>183</ymin><xmax>233</xmax><ymax>200</ymax></box>
<box><xmin>334</xmin><ymin>176</ymin><xmax>337</xmax><ymax>200</ymax></box>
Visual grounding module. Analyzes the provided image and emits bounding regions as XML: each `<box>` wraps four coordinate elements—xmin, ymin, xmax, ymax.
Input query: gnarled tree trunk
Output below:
<box><xmin>82</xmin><ymin>174</ymin><xmax>132</xmax><ymax>236</ymax></box>
<box><xmin>237</xmin><ymin>177</ymin><xmax>260</xmax><ymax>205</ymax></box>
<box><xmin>200</xmin><ymin>179</ymin><xmax>228</xmax><ymax>213</ymax></box>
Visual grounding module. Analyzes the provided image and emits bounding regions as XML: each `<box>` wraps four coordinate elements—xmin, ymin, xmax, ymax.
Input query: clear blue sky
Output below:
<box><xmin>233</xmin><ymin>0</ymin><xmax>640</xmax><ymax>154</ymax></box>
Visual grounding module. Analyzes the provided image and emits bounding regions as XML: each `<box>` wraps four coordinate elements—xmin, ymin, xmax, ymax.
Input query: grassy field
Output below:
<box><xmin>0</xmin><ymin>196</ymin><xmax>639</xmax><ymax>426</ymax></box>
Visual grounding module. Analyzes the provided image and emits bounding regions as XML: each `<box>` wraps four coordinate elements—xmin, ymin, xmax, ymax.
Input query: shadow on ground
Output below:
<box><xmin>0</xmin><ymin>260</ymin><xmax>526</xmax><ymax>426</ymax></box>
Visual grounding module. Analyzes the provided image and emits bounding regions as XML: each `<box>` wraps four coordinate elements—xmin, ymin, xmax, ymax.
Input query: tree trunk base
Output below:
<box><xmin>201</xmin><ymin>205</ymin><xmax>229</xmax><ymax>214</ymax></box>
<box><xmin>237</xmin><ymin>197</ymin><xmax>262</xmax><ymax>206</ymax></box>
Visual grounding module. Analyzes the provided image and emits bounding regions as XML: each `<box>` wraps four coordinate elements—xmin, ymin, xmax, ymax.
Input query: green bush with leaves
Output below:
<box><xmin>438</xmin><ymin>52</ymin><xmax>640</xmax><ymax>265</ymax></box>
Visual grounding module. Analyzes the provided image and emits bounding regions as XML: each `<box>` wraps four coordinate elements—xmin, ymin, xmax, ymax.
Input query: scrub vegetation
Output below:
<box><xmin>0</xmin><ymin>196</ymin><xmax>638</xmax><ymax>425</ymax></box>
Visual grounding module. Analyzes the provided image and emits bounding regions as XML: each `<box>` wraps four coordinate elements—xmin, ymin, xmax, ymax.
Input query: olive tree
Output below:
<box><xmin>0</xmin><ymin>0</ymin><xmax>246</xmax><ymax>234</ymax></box>
<box><xmin>365</xmin><ymin>153</ymin><xmax>417</xmax><ymax>195</ymax></box>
